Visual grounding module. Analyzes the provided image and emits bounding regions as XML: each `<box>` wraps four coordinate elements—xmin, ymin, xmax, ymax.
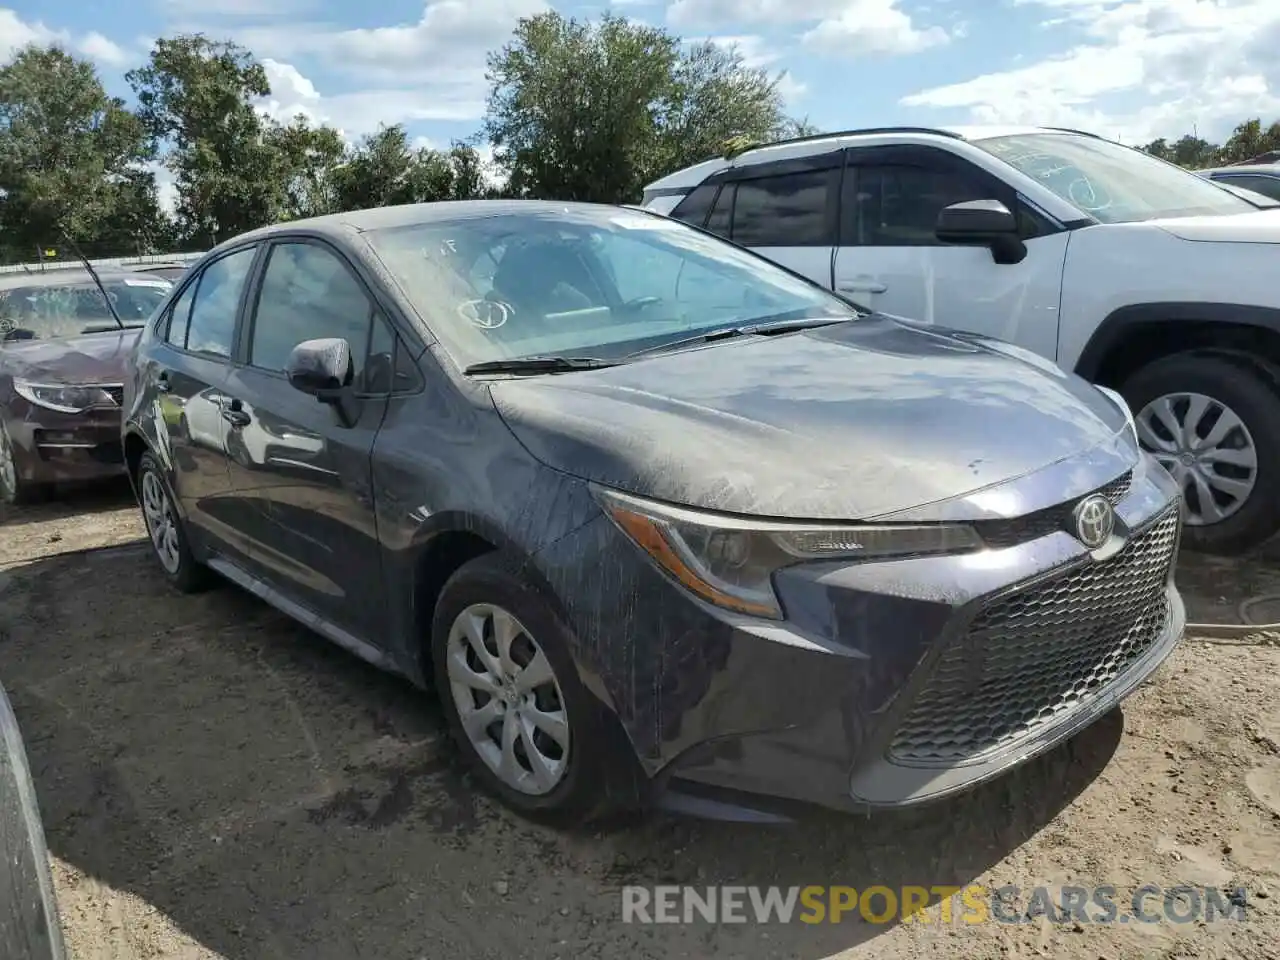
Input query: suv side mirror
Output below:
<box><xmin>935</xmin><ymin>200</ymin><xmax>1027</xmax><ymax>265</ymax></box>
<box><xmin>285</xmin><ymin>338</ymin><xmax>358</xmax><ymax>426</ymax></box>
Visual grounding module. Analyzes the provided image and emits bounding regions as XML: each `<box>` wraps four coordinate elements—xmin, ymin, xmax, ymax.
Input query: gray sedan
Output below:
<box><xmin>121</xmin><ymin>201</ymin><xmax>1186</xmax><ymax>822</ymax></box>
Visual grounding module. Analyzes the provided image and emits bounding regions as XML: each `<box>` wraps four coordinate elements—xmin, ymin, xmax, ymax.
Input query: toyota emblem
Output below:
<box><xmin>1073</xmin><ymin>494</ymin><xmax>1115</xmax><ymax>549</ymax></box>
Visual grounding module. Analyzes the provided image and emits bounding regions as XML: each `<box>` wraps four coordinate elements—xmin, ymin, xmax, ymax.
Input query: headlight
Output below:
<box><xmin>593</xmin><ymin>486</ymin><xmax>983</xmax><ymax>619</ymax></box>
<box><xmin>1095</xmin><ymin>385</ymin><xmax>1137</xmax><ymax>445</ymax></box>
<box><xmin>13</xmin><ymin>379</ymin><xmax>118</xmax><ymax>414</ymax></box>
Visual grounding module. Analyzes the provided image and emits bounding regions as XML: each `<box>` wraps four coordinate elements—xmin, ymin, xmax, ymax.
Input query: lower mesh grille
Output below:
<box><xmin>889</xmin><ymin>506</ymin><xmax>1179</xmax><ymax>766</ymax></box>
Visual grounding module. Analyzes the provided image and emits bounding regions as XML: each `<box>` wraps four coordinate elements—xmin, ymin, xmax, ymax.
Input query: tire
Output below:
<box><xmin>1121</xmin><ymin>351</ymin><xmax>1280</xmax><ymax>555</ymax></box>
<box><xmin>430</xmin><ymin>551</ymin><xmax>642</xmax><ymax>824</ymax></box>
<box><xmin>136</xmin><ymin>451</ymin><xmax>212</xmax><ymax>593</ymax></box>
<box><xmin>0</xmin><ymin>421</ymin><xmax>48</xmax><ymax>507</ymax></box>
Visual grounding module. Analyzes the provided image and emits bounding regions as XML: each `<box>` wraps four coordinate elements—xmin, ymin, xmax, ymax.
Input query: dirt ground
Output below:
<box><xmin>2</xmin><ymin>483</ymin><xmax>1279</xmax><ymax>960</ymax></box>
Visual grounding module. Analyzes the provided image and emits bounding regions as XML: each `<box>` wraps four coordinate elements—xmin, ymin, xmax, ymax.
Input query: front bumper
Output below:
<box><xmin>4</xmin><ymin>395</ymin><xmax>126</xmax><ymax>486</ymax></box>
<box><xmin>536</xmin><ymin>453</ymin><xmax>1185</xmax><ymax>816</ymax></box>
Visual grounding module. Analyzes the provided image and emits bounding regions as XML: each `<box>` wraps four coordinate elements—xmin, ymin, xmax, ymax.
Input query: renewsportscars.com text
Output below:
<box><xmin>620</xmin><ymin>884</ymin><xmax>1250</xmax><ymax>925</ymax></box>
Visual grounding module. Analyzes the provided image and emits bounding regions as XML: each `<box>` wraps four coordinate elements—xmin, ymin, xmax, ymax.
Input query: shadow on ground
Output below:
<box><xmin>0</xmin><ymin>477</ymin><xmax>136</xmax><ymax>529</ymax></box>
<box><xmin>0</xmin><ymin>544</ymin><xmax>1122</xmax><ymax>960</ymax></box>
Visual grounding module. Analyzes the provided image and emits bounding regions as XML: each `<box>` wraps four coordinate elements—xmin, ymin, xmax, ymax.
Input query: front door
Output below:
<box><xmin>833</xmin><ymin>144</ymin><xmax>1068</xmax><ymax>361</ymax></box>
<box><xmin>148</xmin><ymin>245</ymin><xmax>260</xmax><ymax>565</ymax></box>
<box><xmin>220</xmin><ymin>239</ymin><xmax>393</xmax><ymax>643</ymax></box>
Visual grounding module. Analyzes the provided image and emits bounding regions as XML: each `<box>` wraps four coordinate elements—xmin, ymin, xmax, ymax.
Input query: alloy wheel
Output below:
<box><xmin>1136</xmin><ymin>391</ymin><xmax>1258</xmax><ymax>526</ymax></box>
<box><xmin>445</xmin><ymin>602</ymin><xmax>570</xmax><ymax>795</ymax></box>
<box><xmin>140</xmin><ymin>470</ymin><xmax>182</xmax><ymax>574</ymax></box>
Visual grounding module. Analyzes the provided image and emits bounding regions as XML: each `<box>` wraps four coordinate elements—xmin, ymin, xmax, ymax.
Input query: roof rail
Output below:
<box><xmin>724</xmin><ymin>125</ymin><xmax>964</xmax><ymax>159</ymax></box>
<box><xmin>1039</xmin><ymin>126</ymin><xmax>1105</xmax><ymax>140</ymax></box>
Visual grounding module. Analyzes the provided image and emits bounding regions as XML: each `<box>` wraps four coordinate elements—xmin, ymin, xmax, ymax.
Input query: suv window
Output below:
<box><xmin>1218</xmin><ymin>174</ymin><xmax>1280</xmax><ymax>201</ymax></box>
<box><xmin>705</xmin><ymin>184</ymin><xmax>734</xmax><ymax>238</ymax></box>
<box><xmin>669</xmin><ymin>183</ymin><xmax>718</xmax><ymax>228</ymax></box>
<box><xmin>730</xmin><ymin>171</ymin><xmax>836</xmax><ymax>246</ymax></box>
<box><xmin>846</xmin><ymin>165</ymin><xmax>995</xmax><ymax>246</ymax></box>
<box><xmin>184</xmin><ymin>247</ymin><xmax>257</xmax><ymax>356</ymax></box>
<box><xmin>250</xmin><ymin>241</ymin><xmax>396</xmax><ymax>393</ymax></box>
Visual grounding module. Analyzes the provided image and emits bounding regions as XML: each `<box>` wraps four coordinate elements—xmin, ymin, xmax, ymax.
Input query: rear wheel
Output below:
<box><xmin>0</xmin><ymin>422</ymin><xmax>46</xmax><ymax>506</ymax></box>
<box><xmin>1122</xmin><ymin>352</ymin><xmax>1280</xmax><ymax>554</ymax></box>
<box><xmin>137</xmin><ymin>451</ymin><xmax>211</xmax><ymax>593</ymax></box>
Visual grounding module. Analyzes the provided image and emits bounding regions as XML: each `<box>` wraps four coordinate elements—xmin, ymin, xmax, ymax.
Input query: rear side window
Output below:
<box><xmin>705</xmin><ymin>184</ymin><xmax>734</xmax><ymax>238</ymax></box>
<box><xmin>185</xmin><ymin>247</ymin><xmax>257</xmax><ymax>357</ymax></box>
<box><xmin>669</xmin><ymin>184</ymin><xmax>718</xmax><ymax>228</ymax></box>
<box><xmin>165</xmin><ymin>282</ymin><xmax>197</xmax><ymax>347</ymax></box>
<box><xmin>730</xmin><ymin>170</ymin><xmax>837</xmax><ymax>246</ymax></box>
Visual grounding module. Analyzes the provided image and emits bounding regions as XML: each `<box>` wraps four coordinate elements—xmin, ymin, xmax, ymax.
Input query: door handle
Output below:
<box><xmin>220</xmin><ymin>398</ymin><xmax>251</xmax><ymax>428</ymax></box>
<box><xmin>837</xmin><ymin>280</ymin><xmax>888</xmax><ymax>294</ymax></box>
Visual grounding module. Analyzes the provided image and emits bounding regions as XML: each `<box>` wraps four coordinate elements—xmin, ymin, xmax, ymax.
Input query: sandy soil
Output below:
<box><xmin>1</xmin><ymin>482</ymin><xmax>1279</xmax><ymax>960</ymax></box>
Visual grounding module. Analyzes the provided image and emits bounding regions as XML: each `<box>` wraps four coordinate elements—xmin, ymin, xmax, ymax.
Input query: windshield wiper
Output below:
<box><xmin>464</xmin><ymin>356</ymin><xmax>620</xmax><ymax>375</ymax></box>
<box><xmin>625</xmin><ymin>315</ymin><xmax>854</xmax><ymax>360</ymax></box>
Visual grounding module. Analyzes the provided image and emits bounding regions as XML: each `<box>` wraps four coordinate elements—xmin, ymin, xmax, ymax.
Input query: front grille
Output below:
<box><xmin>102</xmin><ymin>386</ymin><xmax>124</xmax><ymax>407</ymax></box>
<box><xmin>889</xmin><ymin>506</ymin><xmax>1178</xmax><ymax>766</ymax></box>
<box><xmin>975</xmin><ymin>470</ymin><xmax>1132</xmax><ymax>548</ymax></box>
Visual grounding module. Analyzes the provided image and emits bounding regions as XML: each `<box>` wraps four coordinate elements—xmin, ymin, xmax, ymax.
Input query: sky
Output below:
<box><xmin>3</xmin><ymin>0</ymin><xmax>1280</xmax><ymax>178</ymax></box>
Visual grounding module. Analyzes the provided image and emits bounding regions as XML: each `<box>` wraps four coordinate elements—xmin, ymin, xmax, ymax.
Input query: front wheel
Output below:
<box><xmin>430</xmin><ymin>552</ymin><xmax>639</xmax><ymax>823</ymax></box>
<box><xmin>1122</xmin><ymin>352</ymin><xmax>1280</xmax><ymax>555</ymax></box>
<box><xmin>0</xmin><ymin>422</ymin><xmax>47</xmax><ymax>506</ymax></box>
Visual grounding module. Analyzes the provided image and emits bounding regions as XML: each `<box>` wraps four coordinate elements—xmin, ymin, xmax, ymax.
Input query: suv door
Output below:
<box><xmin>691</xmin><ymin>156</ymin><xmax>841</xmax><ymax>289</ymax></box>
<box><xmin>219</xmin><ymin>238</ymin><xmax>405</xmax><ymax>644</ymax></box>
<box><xmin>833</xmin><ymin>144</ymin><xmax>1069</xmax><ymax>359</ymax></box>
<box><xmin>147</xmin><ymin>245</ymin><xmax>259</xmax><ymax>565</ymax></box>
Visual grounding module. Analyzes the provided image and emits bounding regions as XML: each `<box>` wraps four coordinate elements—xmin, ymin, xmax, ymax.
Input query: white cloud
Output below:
<box><xmin>902</xmin><ymin>0</ymin><xmax>1280</xmax><ymax>144</ymax></box>
<box><xmin>666</xmin><ymin>0</ymin><xmax>951</xmax><ymax>58</ymax></box>
<box><xmin>0</xmin><ymin>8</ymin><xmax>138</xmax><ymax>67</ymax></box>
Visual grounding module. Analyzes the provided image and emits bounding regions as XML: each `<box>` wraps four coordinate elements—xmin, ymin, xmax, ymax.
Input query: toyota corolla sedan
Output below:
<box><xmin>121</xmin><ymin>201</ymin><xmax>1185</xmax><ymax>822</ymax></box>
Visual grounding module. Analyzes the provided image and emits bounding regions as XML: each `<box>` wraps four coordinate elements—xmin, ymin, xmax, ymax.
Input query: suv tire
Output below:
<box><xmin>1121</xmin><ymin>351</ymin><xmax>1280</xmax><ymax>555</ymax></box>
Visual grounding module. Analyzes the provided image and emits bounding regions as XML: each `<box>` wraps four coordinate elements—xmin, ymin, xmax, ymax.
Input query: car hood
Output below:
<box><xmin>488</xmin><ymin>317</ymin><xmax>1130</xmax><ymax>521</ymax></box>
<box><xmin>1153</xmin><ymin>207</ymin><xmax>1280</xmax><ymax>243</ymax></box>
<box><xmin>0</xmin><ymin>328</ymin><xmax>139</xmax><ymax>384</ymax></box>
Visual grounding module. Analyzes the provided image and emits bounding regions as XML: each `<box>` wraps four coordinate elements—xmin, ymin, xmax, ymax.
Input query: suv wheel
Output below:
<box><xmin>1121</xmin><ymin>352</ymin><xmax>1280</xmax><ymax>554</ymax></box>
<box><xmin>0</xmin><ymin>422</ymin><xmax>46</xmax><ymax>506</ymax></box>
<box><xmin>430</xmin><ymin>552</ymin><xmax>638</xmax><ymax>823</ymax></box>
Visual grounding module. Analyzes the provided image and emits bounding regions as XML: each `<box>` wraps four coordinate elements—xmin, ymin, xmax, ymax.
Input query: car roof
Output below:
<box><xmin>218</xmin><ymin>200</ymin><xmax>633</xmax><ymax>251</ymax></box>
<box><xmin>642</xmin><ymin>125</ymin><xmax>1099</xmax><ymax>193</ymax></box>
<box><xmin>0</xmin><ymin>268</ymin><xmax>171</xmax><ymax>291</ymax></box>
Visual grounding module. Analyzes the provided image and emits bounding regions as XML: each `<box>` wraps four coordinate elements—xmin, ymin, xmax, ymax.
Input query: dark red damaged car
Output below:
<box><xmin>0</xmin><ymin>269</ymin><xmax>172</xmax><ymax>504</ymax></box>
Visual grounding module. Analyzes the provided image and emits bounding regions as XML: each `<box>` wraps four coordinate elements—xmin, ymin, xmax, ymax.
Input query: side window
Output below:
<box><xmin>669</xmin><ymin>184</ymin><xmax>718</xmax><ymax>228</ymax></box>
<box><xmin>250</xmin><ymin>242</ymin><xmax>374</xmax><ymax>383</ymax></box>
<box><xmin>847</xmin><ymin>163</ymin><xmax>995</xmax><ymax>247</ymax></box>
<box><xmin>185</xmin><ymin>247</ymin><xmax>257</xmax><ymax>357</ymax></box>
<box><xmin>1221</xmin><ymin>175</ymin><xmax>1280</xmax><ymax>201</ymax></box>
<box><xmin>165</xmin><ymin>281</ymin><xmax>196</xmax><ymax>347</ymax></box>
<box><xmin>364</xmin><ymin>316</ymin><xmax>397</xmax><ymax>394</ymax></box>
<box><xmin>730</xmin><ymin>170</ymin><xmax>837</xmax><ymax>247</ymax></box>
<box><xmin>704</xmin><ymin>184</ymin><xmax>734</xmax><ymax>238</ymax></box>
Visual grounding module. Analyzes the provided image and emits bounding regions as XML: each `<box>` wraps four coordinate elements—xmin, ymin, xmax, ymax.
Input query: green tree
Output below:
<box><xmin>127</xmin><ymin>35</ymin><xmax>283</xmax><ymax>246</ymax></box>
<box><xmin>332</xmin><ymin>124</ymin><xmax>489</xmax><ymax>211</ymax></box>
<box><xmin>0</xmin><ymin>45</ymin><xmax>167</xmax><ymax>262</ymax></box>
<box><xmin>267</xmin><ymin>116</ymin><xmax>347</xmax><ymax>220</ymax></box>
<box><xmin>482</xmin><ymin>12</ymin><xmax>797</xmax><ymax>203</ymax></box>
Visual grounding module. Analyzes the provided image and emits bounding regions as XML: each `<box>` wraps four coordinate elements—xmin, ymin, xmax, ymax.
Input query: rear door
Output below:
<box><xmin>691</xmin><ymin>156</ymin><xmax>842</xmax><ymax>289</ymax></box>
<box><xmin>219</xmin><ymin>238</ymin><xmax>398</xmax><ymax>643</ymax></box>
<box><xmin>147</xmin><ymin>245</ymin><xmax>260</xmax><ymax>564</ymax></box>
<box><xmin>833</xmin><ymin>144</ymin><xmax>1068</xmax><ymax>358</ymax></box>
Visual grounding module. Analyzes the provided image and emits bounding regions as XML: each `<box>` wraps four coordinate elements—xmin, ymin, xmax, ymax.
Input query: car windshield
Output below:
<box><xmin>974</xmin><ymin>132</ymin><xmax>1259</xmax><ymax>224</ymax></box>
<box><xmin>365</xmin><ymin>206</ymin><xmax>857</xmax><ymax>369</ymax></box>
<box><xmin>0</xmin><ymin>277</ymin><xmax>171</xmax><ymax>341</ymax></box>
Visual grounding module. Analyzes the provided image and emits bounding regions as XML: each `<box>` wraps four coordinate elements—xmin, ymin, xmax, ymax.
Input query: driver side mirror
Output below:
<box><xmin>285</xmin><ymin>338</ymin><xmax>358</xmax><ymax>425</ymax></box>
<box><xmin>935</xmin><ymin>199</ymin><xmax>1027</xmax><ymax>265</ymax></box>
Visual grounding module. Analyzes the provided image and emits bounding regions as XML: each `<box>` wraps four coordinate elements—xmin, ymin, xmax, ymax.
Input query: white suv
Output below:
<box><xmin>643</xmin><ymin>125</ymin><xmax>1280</xmax><ymax>555</ymax></box>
